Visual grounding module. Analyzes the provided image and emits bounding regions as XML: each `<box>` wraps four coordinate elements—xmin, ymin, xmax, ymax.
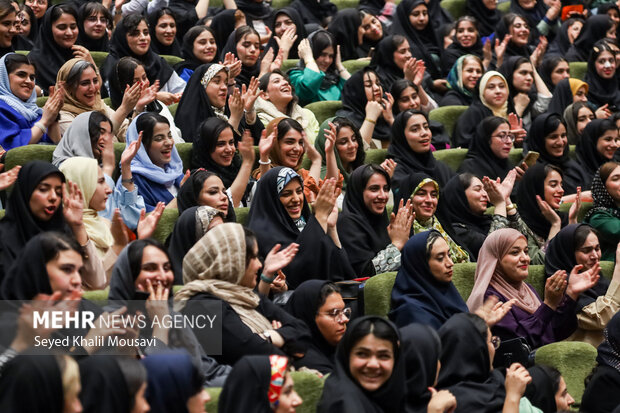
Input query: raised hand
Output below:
<box><xmin>144</xmin><ymin>278</ymin><xmax>170</xmax><ymax>322</ymax></box>
<box><xmin>241</xmin><ymin>76</ymin><xmax>260</xmax><ymax>112</ymax></box>
<box><xmin>499</xmin><ymin>169</ymin><xmax>517</xmax><ymax>199</ymax></box>
<box><xmin>259</xmin><ymin>128</ymin><xmax>276</xmax><ymax>160</ymax></box>
<box><xmin>274</xmin><ymin>26</ymin><xmax>298</xmax><ymax>55</ymax></box>
<box><xmin>495</xmin><ymin>35</ymin><xmax>512</xmax><ymax>67</ymax></box>
<box><xmin>121</xmin><ymin>133</ymin><xmax>142</xmax><ymax>168</ymax></box>
<box><xmin>536</xmin><ymin>195</ymin><xmax>561</xmax><ymax>225</ymax></box>
<box><xmin>381</xmin><ymin>92</ymin><xmax>395</xmax><ymax>124</ymax></box>
<box><xmin>137</xmin><ymin>79</ymin><xmax>159</xmax><ymax>109</ymax></box>
<box><xmin>365</xmin><ymin>100</ymin><xmax>383</xmax><ymax>122</ymax></box>
<box><xmin>566</xmin><ymin>262</ymin><xmax>600</xmax><ymax>300</ymax></box>
<box><xmin>475</xmin><ymin>295</ymin><xmax>516</xmax><ymax>327</ymax></box>
<box><xmin>228</xmin><ymin>87</ymin><xmax>243</xmax><ymax>119</ymax></box>
<box><xmin>314</xmin><ymin>178</ymin><xmax>339</xmax><ymax>224</ymax></box>
<box><xmin>137</xmin><ymin>202</ymin><xmax>165</xmax><ymax>240</ymax></box>
<box><xmin>568</xmin><ymin>186</ymin><xmax>581</xmax><ymax>224</ymax></box>
<box><xmin>121</xmin><ymin>81</ymin><xmax>142</xmax><ymax>112</ymax></box>
<box><xmin>380</xmin><ymin>158</ymin><xmax>397</xmax><ymax>178</ymax></box>
<box><xmin>238</xmin><ymin>129</ymin><xmax>255</xmax><ymax>163</ymax></box>
<box><xmin>297</xmin><ymin>39</ymin><xmax>313</xmax><ymax>62</ymax></box>
<box><xmin>62</xmin><ymin>181</ymin><xmax>84</xmax><ymax>227</ymax></box>
<box><xmin>110</xmin><ymin>209</ymin><xmax>129</xmax><ymax>248</ymax></box>
<box><xmin>505</xmin><ymin>363</ymin><xmax>532</xmax><ymax>401</ymax></box>
<box><xmin>482</xmin><ymin>176</ymin><xmax>505</xmax><ymax>206</ymax></box>
<box><xmin>595</xmin><ymin>103</ymin><xmax>612</xmax><ymax>119</ymax></box>
<box><xmin>71</xmin><ymin>45</ymin><xmax>96</xmax><ymax>66</ymax></box>
<box><xmin>260</xmin><ymin>48</ymin><xmax>275</xmax><ymax>76</ymax></box>
<box><xmin>387</xmin><ymin>199</ymin><xmax>414</xmax><ymax>250</ymax></box>
<box><xmin>427</xmin><ymin>388</ymin><xmax>457</xmax><ymax>413</ymax></box>
<box><xmin>544</xmin><ymin>270</ymin><xmax>567</xmax><ymax>310</ymax></box>
<box><xmin>0</xmin><ymin>165</ymin><xmax>20</xmax><ymax>190</ymax></box>
<box><xmin>508</xmin><ymin>113</ymin><xmax>526</xmax><ymax>146</ymax></box>
<box><xmin>263</xmin><ymin>243</ymin><xmax>299</xmax><ymax>276</ymax></box>
<box><xmin>323</xmin><ymin>122</ymin><xmax>337</xmax><ymax>154</ymax></box>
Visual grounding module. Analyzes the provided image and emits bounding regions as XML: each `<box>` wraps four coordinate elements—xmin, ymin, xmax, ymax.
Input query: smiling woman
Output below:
<box><xmin>147</xmin><ymin>7</ymin><xmax>181</xmax><ymax>57</ymax></box>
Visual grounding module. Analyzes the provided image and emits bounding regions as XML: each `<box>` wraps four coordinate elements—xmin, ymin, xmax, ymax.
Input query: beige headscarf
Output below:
<box><xmin>478</xmin><ymin>71</ymin><xmax>509</xmax><ymax>119</ymax></box>
<box><xmin>59</xmin><ymin>157</ymin><xmax>113</xmax><ymax>254</ymax></box>
<box><xmin>56</xmin><ymin>58</ymin><xmax>106</xmax><ymax>115</ymax></box>
<box><xmin>174</xmin><ymin>223</ymin><xmax>273</xmax><ymax>337</ymax></box>
<box><xmin>467</xmin><ymin>228</ymin><xmax>541</xmax><ymax>314</ymax></box>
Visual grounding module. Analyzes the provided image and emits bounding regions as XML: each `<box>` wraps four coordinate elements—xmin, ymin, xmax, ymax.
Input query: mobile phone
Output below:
<box><xmin>368</xmin><ymin>47</ymin><xmax>375</xmax><ymax>59</ymax></box>
<box><xmin>523</xmin><ymin>151</ymin><xmax>539</xmax><ymax>167</ymax></box>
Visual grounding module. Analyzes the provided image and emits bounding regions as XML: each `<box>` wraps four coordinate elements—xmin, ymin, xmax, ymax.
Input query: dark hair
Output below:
<box><xmin>127</xmin><ymin>238</ymin><xmax>172</xmax><ymax>281</ymax></box>
<box><xmin>597</xmin><ymin>119</ymin><xmax>619</xmax><ymax>137</ymax></box>
<box><xmin>536</xmin><ymin>364</ymin><xmax>563</xmax><ymax>395</ymax></box>
<box><xmin>65</xmin><ymin>60</ymin><xmax>98</xmax><ymax>94</ymax></box>
<box><xmin>310</xmin><ymin>30</ymin><xmax>336</xmax><ymax>73</ymax></box>
<box><xmin>457</xmin><ymin>172</ymin><xmax>476</xmax><ymax>191</ymax></box>
<box><xmin>600</xmin><ymin>161</ymin><xmax>620</xmax><ymax>184</ymax></box>
<box><xmin>198</xmin><ymin>117</ymin><xmax>234</xmax><ymax>155</ymax></box>
<box><xmin>187</xmin><ymin>168</ymin><xmax>222</xmax><ymax>204</ymax></box>
<box><xmin>425</xmin><ymin>230</ymin><xmax>444</xmax><ymax>260</ymax></box>
<box><xmin>574</xmin><ymin>224</ymin><xmax>598</xmax><ymax>250</ymax></box>
<box><xmin>462</xmin><ymin>313</ymin><xmax>488</xmax><ymax>341</ymax></box>
<box><xmin>79</xmin><ymin>2</ymin><xmax>111</xmax><ymax>28</ymax></box>
<box><xmin>152</xmin><ymin>7</ymin><xmax>176</xmax><ymax>26</ymax></box>
<box><xmin>117</xmin><ymin>358</ymin><xmax>148</xmax><ymax>411</ymax></box>
<box><xmin>40</xmin><ymin>231</ymin><xmax>85</xmax><ymax>263</ymax></box>
<box><xmin>331</xmin><ymin>116</ymin><xmax>366</xmax><ymax>167</ymax></box>
<box><xmin>136</xmin><ymin>112</ymin><xmax>170</xmax><ymax>149</ymax></box>
<box><xmin>480</xmin><ymin>116</ymin><xmax>510</xmax><ymax>144</ymax></box>
<box><xmin>122</xmin><ymin>13</ymin><xmax>148</xmax><ymax>35</ymax></box>
<box><xmin>360</xmin><ymin>164</ymin><xmax>390</xmax><ymax>194</ymax></box>
<box><xmin>542</xmin><ymin>113</ymin><xmax>565</xmax><ymax>138</ymax></box>
<box><xmin>454</xmin><ymin>16</ymin><xmax>479</xmax><ymax>41</ymax></box>
<box><xmin>18</xmin><ymin>4</ymin><xmax>35</xmax><ymax>30</ymax></box>
<box><xmin>540</xmin><ymin>56</ymin><xmax>568</xmax><ymax>78</ymax></box>
<box><xmin>0</xmin><ymin>0</ymin><xmax>14</xmax><ymax>20</ymax></box>
<box><xmin>258</xmin><ymin>69</ymin><xmax>298</xmax><ymax>116</ymax></box>
<box><xmin>345</xmin><ymin>317</ymin><xmax>400</xmax><ymax>361</ymax></box>
<box><xmin>391</xmin><ymin>79</ymin><xmax>419</xmax><ymax>116</ymax></box>
<box><xmin>116</xmin><ymin>56</ymin><xmax>143</xmax><ymax>92</ymax></box>
<box><xmin>569</xmin><ymin>101</ymin><xmax>594</xmax><ymax>125</ymax></box>
<box><xmin>4</xmin><ymin>53</ymin><xmax>34</xmax><ymax>74</ymax></box>
<box><xmin>50</xmin><ymin>4</ymin><xmax>78</xmax><ymax>25</ymax></box>
<box><xmin>276</xmin><ymin>117</ymin><xmax>304</xmax><ymax>141</ymax></box>
<box><xmin>544</xmin><ymin>164</ymin><xmax>563</xmax><ymax>181</ymax></box>
<box><xmin>243</xmin><ymin>226</ymin><xmax>258</xmax><ymax>268</ymax></box>
<box><xmin>317</xmin><ymin>282</ymin><xmax>342</xmax><ymax>311</ymax></box>
<box><xmin>234</xmin><ymin>25</ymin><xmax>260</xmax><ymax>47</ymax></box>
<box><xmin>88</xmin><ymin>111</ymin><xmax>112</xmax><ymax>153</ymax></box>
<box><xmin>183</xmin><ymin>25</ymin><xmax>215</xmax><ymax>60</ymax></box>
<box><xmin>402</xmin><ymin>109</ymin><xmax>429</xmax><ymax>124</ymax></box>
<box><xmin>590</xmin><ymin>39</ymin><xmax>617</xmax><ymax>67</ymax></box>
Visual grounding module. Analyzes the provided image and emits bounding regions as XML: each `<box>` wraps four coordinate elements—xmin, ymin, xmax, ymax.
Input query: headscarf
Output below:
<box><xmin>441</xmin><ymin>174</ymin><xmax>492</xmax><ymax>239</ymax></box>
<box><xmin>0</xmin><ymin>353</ymin><xmax>64</xmax><ymax>413</ymax></box>
<box><xmin>566</xmin><ymin>15</ymin><xmax>613</xmax><ymax>62</ymax></box>
<box><xmin>12</xmin><ymin>6</ymin><xmax>38</xmax><ymax>52</ymax></box>
<box><xmin>291</xmin><ymin>0</ymin><xmax>337</xmax><ymax>26</ymax></box>
<box><xmin>388</xmin><ymin>110</ymin><xmax>455</xmax><ymax>190</ymax></box>
<box><xmin>318</xmin><ymin>316</ymin><xmax>406</xmax><ymax>412</ymax></box>
<box><xmin>328</xmin><ymin>9</ymin><xmax>363</xmax><ymax>61</ymax></box>
<box><xmin>467</xmin><ymin>228</ymin><xmax>541</xmax><ymax>313</ymax></box>
<box><xmin>585</xmin><ymin>41</ymin><xmax>620</xmax><ymax>109</ymax></box>
<box><xmin>174</xmin><ymin>63</ymin><xmax>228</xmax><ymax>141</ymax></box>
<box><xmin>56</xmin><ymin>58</ymin><xmax>106</xmax><ymax>115</ymax></box>
<box><xmin>458</xmin><ymin>118</ymin><xmax>513</xmax><ymax>181</ymax></box>
<box><xmin>78</xmin><ymin>355</ymin><xmax>132</xmax><ymax>413</ymax></box>
<box><xmin>337</xmin><ymin>165</ymin><xmax>391</xmax><ymax>277</ymax></box>
<box><xmin>547</xmin><ymin>18</ymin><xmax>577</xmax><ymax>57</ymax></box>
<box><xmin>219</xmin><ymin>27</ymin><xmax>261</xmax><ymax>87</ymax></box>
<box><xmin>76</xmin><ymin>3</ymin><xmax>109</xmax><ymax>52</ymax></box>
<box><xmin>523</xmin><ymin>365</ymin><xmax>558</xmax><ymax>413</ymax></box>
<box><xmin>0</xmin><ymin>53</ymin><xmax>42</xmax><ymax>122</ymax></box>
<box><xmin>28</xmin><ymin>4</ymin><xmax>77</xmax><ymax>93</ymax></box>
<box><xmin>59</xmin><ymin>157</ymin><xmax>114</xmax><ymax>253</ymax></box>
<box><xmin>147</xmin><ymin>9</ymin><xmax>182</xmax><ymax>57</ymax></box>
<box><xmin>293</xmin><ymin>29</ymin><xmax>340</xmax><ymax>90</ymax></box>
<box><xmin>235</xmin><ymin>0</ymin><xmax>272</xmax><ymax>21</ymax></box>
<box><xmin>335</xmin><ymin>68</ymin><xmax>391</xmax><ymax>142</ymax></box>
<box><xmin>52</xmin><ymin>111</ymin><xmax>96</xmax><ymax>167</ymax></box>
<box><xmin>494</xmin><ymin>16</ymin><xmax>532</xmax><ymax>59</ymax></box>
<box><xmin>101</xmin><ymin>15</ymin><xmax>175</xmax><ymax>109</ymax></box>
<box><xmin>174</xmin><ymin>223</ymin><xmax>273</xmax><ymax>337</ymax></box>
<box><xmin>563</xmin><ymin>101</ymin><xmax>590</xmax><ymax>145</ymax></box>
<box><xmin>263</xmin><ymin>8</ymin><xmax>305</xmax><ymax>60</ymax></box>
<box><xmin>166</xmin><ymin>205</ymin><xmax>226</xmax><ymax>282</ymax></box>
<box><xmin>499</xmin><ymin>56</ymin><xmax>537</xmax><ymax>117</ymax></box>
<box><xmin>445</xmin><ymin>55</ymin><xmax>477</xmax><ymax>103</ymax></box>
<box><xmin>577</xmin><ymin>119</ymin><xmax>616</xmax><ymax>182</ymax></box>
<box><xmin>142</xmin><ymin>352</ymin><xmax>204</xmax><ymax>413</ymax></box>
<box><xmin>175</xmin><ymin>169</ymin><xmax>235</xmax><ymax>220</ymax></box>
<box><xmin>400</xmin><ymin>323</ymin><xmax>442</xmax><ymax>412</ymax></box>
<box><xmin>369</xmin><ymin>35</ymin><xmax>406</xmax><ymax>92</ymax></box>
<box><xmin>465</xmin><ymin>0</ymin><xmax>501</xmax><ymax>38</ymax></box>
<box><xmin>477</xmin><ymin>71</ymin><xmax>508</xmax><ymax>118</ymax></box>
<box><xmin>597</xmin><ymin>312</ymin><xmax>620</xmax><ymax>374</ymax></box>
<box><xmin>510</xmin><ymin>0</ymin><xmax>548</xmax><ymax>37</ymax></box>
<box><xmin>126</xmin><ymin>113</ymin><xmax>184</xmax><ymax>187</ymax></box>
<box><xmin>585</xmin><ymin>166</ymin><xmax>620</xmax><ymax>222</ymax></box>
<box><xmin>174</xmin><ymin>26</ymin><xmax>217</xmax><ymax>75</ymax></box>
<box><xmin>389</xmin><ymin>230</ymin><xmax>468</xmax><ymax>329</ymax></box>
<box><xmin>545</xmin><ymin>223</ymin><xmax>610</xmax><ymax>311</ymax></box>
<box><xmin>218</xmin><ymin>355</ymin><xmax>289</xmax><ymax>413</ymax></box>
<box><xmin>314</xmin><ymin>117</ymin><xmax>365</xmax><ymax>186</ymax></box>
<box><xmin>547</xmin><ymin>78</ymin><xmax>585</xmax><ymax>117</ymax></box>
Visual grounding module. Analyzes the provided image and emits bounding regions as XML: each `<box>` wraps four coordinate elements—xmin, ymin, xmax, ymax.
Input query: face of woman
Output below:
<box><xmin>335</xmin><ymin>126</ymin><xmax>359</xmax><ymax>167</ymax></box>
<box><xmin>349</xmin><ymin>333</ymin><xmax>395</xmax><ymax>392</ymax></box>
<box><xmin>512</xmin><ymin>62</ymin><xmax>534</xmax><ymax>93</ymax></box>
<box><xmin>198</xmin><ymin>175</ymin><xmax>229</xmax><ymax>214</ymax></box>
<box><xmin>595</xmin><ymin>50</ymin><xmax>616</xmax><ymax>80</ymax></box>
<box><xmin>134</xmin><ymin>245</ymin><xmax>174</xmax><ymax>293</ymax></box>
<box><xmin>428</xmin><ymin>237</ymin><xmax>454</xmax><ymax>283</ymax></box>
<box><xmin>240</xmin><ymin>241</ymin><xmax>261</xmax><ymax>289</ymax></box>
<box><xmin>155</xmin><ymin>14</ymin><xmax>176</xmax><ymax>46</ymax></box>
<box><xmin>0</xmin><ymin>11</ymin><xmax>16</xmax><ymax>48</ymax></box>
<box><xmin>29</xmin><ymin>175</ymin><xmax>63</xmax><ymax>222</ymax></box>
<box><xmin>193</xmin><ymin>30</ymin><xmax>217</xmax><ymax>63</ymax></box>
<box><xmin>408</xmin><ymin>4</ymin><xmax>429</xmax><ymax>31</ymax></box>
<box><xmin>550</xmin><ymin>61</ymin><xmax>570</xmax><ymax>86</ymax></box>
<box><xmin>465</xmin><ymin>176</ymin><xmax>489</xmax><ymax>214</ymax></box>
<box><xmin>83</xmin><ymin>12</ymin><xmax>107</xmax><ymax>40</ymax></box>
<box><xmin>52</xmin><ymin>13</ymin><xmax>78</xmax><ymax>49</ymax></box>
<box><xmin>443</xmin><ymin>28</ymin><xmax>455</xmax><ymax>49</ymax></box>
<box><xmin>17</xmin><ymin>11</ymin><xmax>31</xmax><ymax>36</ymax></box>
<box><xmin>397</xmin><ymin>86</ymin><xmax>420</xmax><ymax>112</ymax></box>
<box><xmin>47</xmin><ymin>249</ymin><xmax>83</xmax><ymax>299</ymax></box>
<box><xmin>543</xmin><ymin>169</ymin><xmax>564</xmax><ymax>209</ymax></box>
<box><xmin>278</xmin><ymin>129</ymin><xmax>304</xmax><ymax>168</ymax></box>
<box><xmin>456</xmin><ymin>20</ymin><xmax>478</xmax><ymax>48</ymax></box>
<box><xmin>411</xmin><ymin>182</ymin><xmax>438</xmax><ymax>221</ymax></box>
<box><xmin>211</xmin><ymin>127</ymin><xmax>236</xmax><ymax>167</ymax></box>
<box><xmin>132</xmin><ymin>64</ymin><xmax>149</xmax><ymax>87</ymax></box>
<box><xmin>576</xmin><ymin>106</ymin><xmax>595</xmax><ymax>134</ymax></box>
<box><xmin>567</xmin><ymin>20</ymin><xmax>583</xmax><ymax>44</ymax></box>
<box><xmin>88</xmin><ymin>167</ymin><xmax>112</xmax><ymax>212</ymax></box>
<box><xmin>462</xmin><ymin>59</ymin><xmax>483</xmax><ymax>91</ymax></box>
<box><xmin>205</xmin><ymin>70</ymin><xmax>228</xmax><ymax>109</ymax></box>
<box><xmin>186</xmin><ymin>389</ymin><xmax>210</xmax><ymax>413</ymax></box>
<box><xmin>274</xmin><ymin>14</ymin><xmax>295</xmax><ymax>38</ymax></box>
<box><xmin>554</xmin><ymin>377</ymin><xmax>575</xmax><ymax>411</ymax></box>
<box><xmin>130</xmin><ymin>383</ymin><xmax>150</xmax><ymax>413</ymax></box>
<box><xmin>498</xmin><ymin>237</ymin><xmax>530</xmax><ymax>285</ymax></box>
<box><xmin>607</xmin><ymin>23</ymin><xmax>617</xmax><ymax>40</ymax></box>
<box><xmin>126</xmin><ymin>20</ymin><xmax>151</xmax><ymax>56</ymax></box>
<box><xmin>489</xmin><ymin>122</ymin><xmax>514</xmax><ymax>159</ymax></box>
<box><xmin>265</xmin><ymin>73</ymin><xmax>293</xmax><ymax>106</ymax></box>
<box><xmin>544</xmin><ymin>123</ymin><xmax>568</xmax><ymax>158</ymax></box>
<box><xmin>482</xmin><ymin>76</ymin><xmax>508</xmax><ymax>108</ymax></box>
<box><xmin>404</xmin><ymin>114</ymin><xmax>432</xmax><ymax>153</ymax></box>
<box><xmin>574</xmin><ymin>231</ymin><xmax>601</xmax><ymax>270</ymax></box>
<box><xmin>361</xmin><ymin>13</ymin><xmax>383</xmax><ymax>41</ymax></box>
<box><xmin>146</xmin><ymin>122</ymin><xmax>174</xmax><ymax>168</ymax></box>
<box><xmin>482</xmin><ymin>0</ymin><xmax>497</xmax><ymax>10</ymax></box>
<box><xmin>8</xmin><ymin>63</ymin><xmax>36</xmax><ymax>101</ymax></box>
<box><xmin>509</xmin><ymin>17</ymin><xmax>530</xmax><ymax>47</ymax></box>
<box><xmin>279</xmin><ymin>179</ymin><xmax>304</xmax><ymax>220</ymax></box>
<box><xmin>275</xmin><ymin>373</ymin><xmax>303</xmax><ymax>413</ymax></box>
<box><xmin>25</xmin><ymin>0</ymin><xmax>46</xmax><ymax>19</ymax></box>
<box><xmin>92</xmin><ymin>121</ymin><xmax>113</xmax><ymax>161</ymax></box>
<box><xmin>74</xmin><ymin>67</ymin><xmax>101</xmax><ymax>107</ymax></box>
<box><xmin>316</xmin><ymin>46</ymin><xmax>334</xmax><ymax>73</ymax></box>
<box><xmin>393</xmin><ymin>40</ymin><xmax>412</xmax><ymax>70</ymax></box>
<box><xmin>315</xmin><ymin>292</ymin><xmax>348</xmax><ymax>346</ymax></box>
<box><xmin>363</xmin><ymin>173</ymin><xmax>389</xmax><ymax>215</ymax></box>
<box><xmin>363</xmin><ymin>71</ymin><xmax>383</xmax><ymax>103</ymax></box>
<box><xmin>236</xmin><ymin>33</ymin><xmax>260</xmax><ymax>66</ymax></box>
<box><xmin>573</xmin><ymin>86</ymin><xmax>588</xmax><ymax>103</ymax></box>
<box><xmin>596</xmin><ymin>128</ymin><xmax>620</xmax><ymax>160</ymax></box>
<box><xmin>605</xmin><ymin>166</ymin><xmax>620</xmax><ymax>204</ymax></box>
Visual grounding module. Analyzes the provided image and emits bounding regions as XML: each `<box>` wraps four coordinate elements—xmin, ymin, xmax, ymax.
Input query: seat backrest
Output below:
<box><xmin>281</xmin><ymin>59</ymin><xmax>299</xmax><ymax>72</ymax></box>
<box><xmin>304</xmin><ymin>101</ymin><xmax>343</xmax><ymax>125</ymax></box>
<box><xmin>428</xmin><ymin>105</ymin><xmax>468</xmax><ymax>139</ymax></box>
<box><xmin>433</xmin><ymin>148</ymin><xmax>468</xmax><ymax>172</ymax></box>
<box><xmin>569</xmin><ymin>62</ymin><xmax>587</xmax><ymax>81</ymax></box>
<box><xmin>90</xmin><ymin>51</ymin><xmax>109</xmax><ymax>69</ymax></box>
<box><xmin>160</xmin><ymin>54</ymin><xmax>183</xmax><ymax>67</ymax></box>
<box><xmin>440</xmin><ymin>0</ymin><xmax>466</xmax><ymax>19</ymax></box>
<box><xmin>342</xmin><ymin>59</ymin><xmax>370</xmax><ymax>74</ymax></box>
<box><xmin>364</xmin><ymin>149</ymin><xmax>387</xmax><ymax>165</ymax></box>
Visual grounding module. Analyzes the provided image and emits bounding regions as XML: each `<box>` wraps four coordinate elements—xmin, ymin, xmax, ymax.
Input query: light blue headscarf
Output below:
<box><xmin>125</xmin><ymin>112</ymin><xmax>184</xmax><ymax>186</ymax></box>
<box><xmin>0</xmin><ymin>53</ymin><xmax>43</xmax><ymax>122</ymax></box>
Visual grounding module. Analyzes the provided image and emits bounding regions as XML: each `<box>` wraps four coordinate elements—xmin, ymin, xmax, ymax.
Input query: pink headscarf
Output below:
<box><xmin>467</xmin><ymin>228</ymin><xmax>542</xmax><ymax>314</ymax></box>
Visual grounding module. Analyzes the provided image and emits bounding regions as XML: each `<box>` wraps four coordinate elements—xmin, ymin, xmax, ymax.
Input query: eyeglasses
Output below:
<box><xmin>317</xmin><ymin>307</ymin><xmax>352</xmax><ymax>321</ymax></box>
<box><xmin>491</xmin><ymin>336</ymin><xmax>501</xmax><ymax>350</ymax></box>
<box><xmin>492</xmin><ymin>132</ymin><xmax>516</xmax><ymax>143</ymax></box>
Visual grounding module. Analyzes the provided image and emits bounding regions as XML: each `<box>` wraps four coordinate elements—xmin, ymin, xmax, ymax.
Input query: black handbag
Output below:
<box><xmin>493</xmin><ymin>337</ymin><xmax>535</xmax><ymax>368</ymax></box>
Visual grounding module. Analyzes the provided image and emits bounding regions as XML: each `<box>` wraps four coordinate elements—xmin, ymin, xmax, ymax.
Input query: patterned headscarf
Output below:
<box><xmin>276</xmin><ymin>167</ymin><xmax>306</xmax><ymax>231</ymax></box>
<box><xmin>268</xmin><ymin>355</ymin><xmax>289</xmax><ymax>409</ymax></box>
<box><xmin>585</xmin><ymin>168</ymin><xmax>620</xmax><ymax>221</ymax></box>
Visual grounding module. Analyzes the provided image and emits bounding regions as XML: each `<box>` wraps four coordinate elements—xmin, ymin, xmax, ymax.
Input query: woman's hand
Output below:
<box><xmin>156</xmin><ymin>91</ymin><xmax>181</xmax><ymax>105</ymax></box>
<box><xmin>269</xmin><ymin>272</ymin><xmax>288</xmax><ymax>294</ymax></box>
<box><xmin>482</xmin><ymin>38</ymin><xmax>492</xmax><ymax>68</ymax></box>
<box><xmin>566</xmin><ymin>263</ymin><xmax>600</xmax><ymax>300</ymax></box>
<box><xmin>241</xmin><ymin>76</ymin><xmax>260</xmax><ymax>113</ymax></box>
<box><xmin>536</xmin><ymin>195</ymin><xmax>561</xmax><ymax>225</ymax></box>
<box><xmin>62</xmin><ymin>181</ymin><xmax>84</xmax><ymax>228</ymax></box>
<box><xmin>596</xmin><ymin>103</ymin><xmax>612</xmax><ymax>119</ymax></box>
<box><xmin>238</xmin><ymin>129</ymin><xmax>255</xmax><ymax>163</ymax></box>
<box><xmin>482</xmin><ymin>176</ymin><xmax>506</xmax><ymax>206</ymax></box>
<box><xmin>474</xmin><ymin>295</ymin><xmax>516</xmax><ymax>327</ymax></box>
<box><xmin>508</xmin><ymin>113</ymin><xmax>526</xmax><ymax>147</ymax></box>
<box><xmin>110</xmin><ymin>209</ymin><xmax>129</xmax><ymax>250</ymax></box>
<box><xmin>41</xmin><ymin>83</ymin><xmax>65</xmax><ymax>127</ymax></box>
<box><xmin>494</xmin><ymin>35</ymin><xmax>511</xmax><ymax>68</ymax></box>
<box><xmin>380</xmin><ymin>159</ymin><xmax>397</xmax><ymax>178</ymax></box>
<box><xmin>504</xmin><ymin>363</ymin><xmax>532</xmax><ymax>402</ymax></box>
<box><xmin>544</xmin><ymin>270</ymin><xmax>567</xmax><ymax>310</ymax></box>
<box><xmin>365</xmin><ymin>100</ymin><xmax>383</xmax><ymax>123</ymax></box>
<box><xmin>275</xmin><ymin>26</ymin><xmax>297</xmax><ymax>56</ymax></box>
<box><xmin>259</xmin><ymin>128</ymin><xmax>276</xmax><ymax>161</ymax></box>
<box><xmin>136</xmin><ymin>80</ymin><xmax>159</xmax><ymax>111</ymax></box>
<box><xmin>137</xmin><ymin>202</ymin><xmax>165</xmax><ymax>240</ymax></box>
<box><xmin>297</xmin><ymin>39</ymin><xmax>313</xmax><ymax>63</ymax></box>
<box><xmin>82</xmin><ymin>307</ymin><xmax>130</xmax><ymax>354</ymax></box>
<box><xmin>427</xmin><ymin>388</ymin><xmax>457</xmax><ymax>413</ymax></box>
<box><xmin>313</xmin><ymin>178</ymin><xmax>339</xmax><ymax>225</ymax></box>
<box><xmin>0</xmin><ymin>165</ymin><xmax>20</xmax><ymax>191</ymax></box>
<box><xmin>71</xmin><ymin>45</ymin><xmax>96</xmax><ymax>66</ymax></box>
<box><xmin>263</xmin><ymin>243</ymin><xmax>299</xmax><ymax>278</ymax></box>
<box><xmin>323</xmin><ymin>122</ymin><xmax>337</xmax><ymax>154</ymax></box>
<box><xmin>222</xmin><ymin>52</ymin><xmax>242</xmax><ymax>82</ymax></box>
<box><xmin>529</xmin><ymin>36</ymin><xmax>548</xmax><ymax>68</ymax></box>
<box><xmin>381</xmin><ymin>93</ymin><xmax>395</xmax><ymax>125</ymax></box>
<box><xmin>143</xmin><ymin>278</ymin><xmax>170</xmax><ymax>322</ymax></box>
<box><xmin>568</xmin><ymin>186</ymin><xmax>581</xmax><ymax>224</ymax></box>
<box><xmin>387</xmin><ymin>199</ymin><xmax>414</xmax><ymax>251</ymax></box>
<box><xmin>228</xmin><ymin>87</ymin><xmax>244</xmax><ymax>119</ymax></box>
<box><xmin>121</xmin><ymin>133</ymin><xmax>142</xmax><ymax>168</ymax></box>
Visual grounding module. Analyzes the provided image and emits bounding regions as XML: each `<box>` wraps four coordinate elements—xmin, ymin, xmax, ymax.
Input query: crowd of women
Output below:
<box><xmin>0</xmin><ymin>0</ymin><xmax>617</xmax><ymax>410</ymax></box>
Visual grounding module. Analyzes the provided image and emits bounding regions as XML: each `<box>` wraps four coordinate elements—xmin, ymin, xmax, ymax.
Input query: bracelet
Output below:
<box><xmin>506</xmin><ymin>203</ymin><xmax>516</xmax><ymax>211</ymax></box>
<box><xmin>121</xmin><ymin>177</ymin><xmax>134</xmax><ymax>184</ymax></box>
<box><xmin>364</xmin><ymin>117</ymin><xmax>376</xmax><ymax>124</ymax></box>
<box><xmin>260</xmin><ymin>273</ymin><xmax>275</xmax><ymax>283</ymax></box>
<box><xmin>338</xmin><ymin>68</ymin><xmax>347</xmax><ymax>73</ymax></box>
<box><xmin>258</xmin><ymin>158</ymin><xmax>271</xmax><ymax>165</ymax></box>
<box><xmin>34</xmin><ymin>121</ymin><xmax>47</xmax><ymax>134</ymax></box>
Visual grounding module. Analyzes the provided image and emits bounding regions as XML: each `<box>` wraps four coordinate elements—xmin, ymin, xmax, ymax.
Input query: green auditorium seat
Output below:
<box><xmin>497</xmin><ymin>1</ymin><xmax>511</xmax><ymax>13</ymax></box>
<box><xmin>150</xmin><ymin>208</ymin><xmax>179</xmax><ymax>244</ymax></box>
<box><xmin>440</xmin><ymin>0</ymin><xmax>466</xmax><ymax>19</ymax></box>
<box><xmin>291</xmin><ymin>370</ymin><xmax>325</xmax><ymax>413</ymax></box>
<box><xmin>334</xmin><ymin>0</ymin><xmax>360</xmax><ymax>9</ymax></box>
<box><xmin>36</xmin><ymin>96</ymin><xmax>48</xmax><ymax>108</ymax></box>
<box><xmin>304</xmin><ymin>101</ymin><xmax>343</xmax><ymax>125</ymax></box>
<box><xmin>433</xmin><ymin>148</ymin><xmax>467</xmax><ymax>172</ymax></box>
<box><xmin>176</xmin><ymin>142</ymin><xmax>193</xmax><ymax>172</ymax></box>
<box><xmin>364</xmin><ymin>149</ymin><xmax>388</xmax><ymax>165</ymax></box>
<box><xmin>342</xmin><ymin>59</ymin><xmax>370</xmax><ymax>74</ymax></box>
<box><xmin>5</xmin><ymin>144</ymin><xmax>55</xmax><ymax>171</ymax></box>
<box><xmin>569</xmin><ymin>62</ymin><xmax>587</xmax><ymax>81</ymax></box>
<box><xmin>161</xmin><ymin>54</ymin><xmax>184</xmax><ymax>67</ymax></box>
<box><xmin>90</xmin><ymin>51</ymin><xmax>108</xmax><ymax>69</ymax></box>
<box><xmin>272</xmin><ymin>0</ymin><xmax>292</xmax><ymax>8</ymax></box>
<box><xmin>168</xmin><ymin>103</ymin><xmax>178</xmax><ymax>117</ymax></box>
<box><xmin>281</xmin><ymin>59</ymin><xmax>299</xmax><ymax>72</ymax></box>
<box><xmin>15</xmin><ymin>50</ymin><xmax>28</xmax><ymax>56</ymax></box>
<box><xmin>428</xmin><ymin>105</ymin><xmax>468</xmax><ymax>141</ymax></box>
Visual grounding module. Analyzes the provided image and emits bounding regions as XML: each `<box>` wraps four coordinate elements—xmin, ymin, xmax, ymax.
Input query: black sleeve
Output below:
<box><xmin>258</xmin><ymin>297</ymin><xmax>311</xmax><ymax>355</ymax></box>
